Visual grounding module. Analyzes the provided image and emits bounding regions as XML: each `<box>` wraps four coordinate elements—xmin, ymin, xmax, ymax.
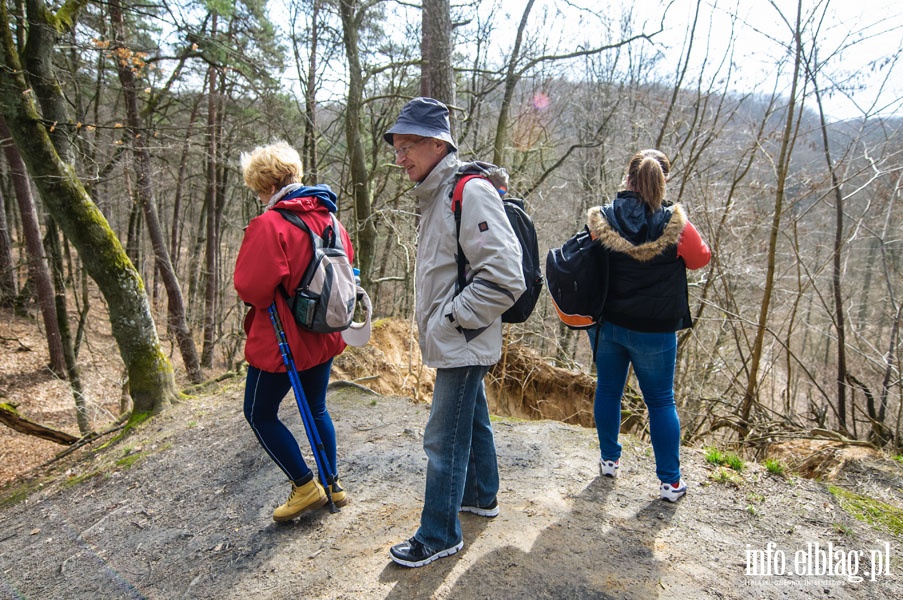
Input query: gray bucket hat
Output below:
<box><xmin>384</xmin><ymin>97</ymin><xmax>457</xmax><ymax>151</ymax></box>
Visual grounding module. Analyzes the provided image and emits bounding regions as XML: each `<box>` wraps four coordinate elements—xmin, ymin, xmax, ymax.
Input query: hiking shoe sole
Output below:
<box><xmin>390</xmin><ymin>539</ymin><xmax>464</xmax><ymax>568</ymax></box>
<box><xmin>460</xmin><ymin>503</ymin><xmax>499</xmax><ymax>518</ymax></box>
<box><xmin>273</xmin><ymin>496</ymin><xmax>328</xmax><ymax>521</ymax></box>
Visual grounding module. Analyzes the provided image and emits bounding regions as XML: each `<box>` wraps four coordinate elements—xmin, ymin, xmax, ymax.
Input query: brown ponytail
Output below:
<box><xmin>624</xmin><ymin>149</ymin><xmax>670</xmax><ymax>211</ymax></box>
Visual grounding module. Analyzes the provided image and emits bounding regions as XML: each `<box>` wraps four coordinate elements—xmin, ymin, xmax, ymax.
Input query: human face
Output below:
<box><xmin>393</xmin><ymin>134</ymin><xmax>447</xmax><ymax>182</ymax></box>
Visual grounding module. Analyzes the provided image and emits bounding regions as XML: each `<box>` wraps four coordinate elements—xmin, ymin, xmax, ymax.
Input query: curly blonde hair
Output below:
<box><xmin>240</xmin><ymin>141</ymin><xmax>304</xmax><ymax>195</ymax></box>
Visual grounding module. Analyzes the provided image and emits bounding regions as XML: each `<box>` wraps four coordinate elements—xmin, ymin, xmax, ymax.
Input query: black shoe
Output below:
<box><xmin>390</xmin><ymin>537</ymin><xmax>463</xmax><ymax>568</ymax></box>
<box><xmin>459</xmin><ymin>498</ymin><xmax>499</xmax><ymax>517</ymax></box>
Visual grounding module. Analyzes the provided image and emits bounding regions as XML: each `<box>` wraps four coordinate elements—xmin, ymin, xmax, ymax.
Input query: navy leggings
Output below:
<box><xmin>243</xmin><ymin>359</ymin><xmax>336</xmax><ymax>484</ymax></box>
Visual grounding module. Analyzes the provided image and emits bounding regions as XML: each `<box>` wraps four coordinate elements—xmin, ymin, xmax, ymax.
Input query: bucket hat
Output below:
<box><xmin>384</xmin><ymin>97</ymin><xmax>457</xmax><ymax>151</ymax></box>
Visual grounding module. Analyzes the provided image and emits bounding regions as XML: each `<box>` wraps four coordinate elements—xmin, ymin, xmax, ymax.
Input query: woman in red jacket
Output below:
<box><xmin>586</xmin><ymin>149</ymin><xmax>711</xmax><ymax>502</ymax></box>
<box><xmin>234</xmin><ymin>142</ymin><xmax>353</xmax><ymax>520</ymax></box>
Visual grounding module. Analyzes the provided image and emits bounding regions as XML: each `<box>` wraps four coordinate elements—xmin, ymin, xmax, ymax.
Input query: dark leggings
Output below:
<box><xmin>243</xmin><ymin>359</ymin><xmax>336</xmax><ymax>483</ymax></box>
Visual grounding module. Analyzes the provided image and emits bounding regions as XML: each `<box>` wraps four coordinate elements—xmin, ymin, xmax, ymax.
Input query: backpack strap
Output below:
<box><xmin>274</xmin><ymin>208</ymin><xmax>343</xmax><ymax>300</ymax></box>
<box><xmin>451</xmin><ymin>174</ymin><xmax>485</xmax><ymax>294</ymax></box>
<box><xmin>274</xmin><ymin>208</ymin><xmax>342</xmax><ymax>251</ymax></box>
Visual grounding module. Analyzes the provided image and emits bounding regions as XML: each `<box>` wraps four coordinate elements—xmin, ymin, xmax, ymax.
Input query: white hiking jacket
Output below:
<box><xmin>412</xmin><ymin>153</ymin><xmax>525</xmax><ymax>368</ymax></box>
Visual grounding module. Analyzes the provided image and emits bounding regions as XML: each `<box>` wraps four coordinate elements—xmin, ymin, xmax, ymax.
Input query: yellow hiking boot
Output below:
<box><xmin>272</xmin><ymin>479</ymin><xmax>327</xmax><ymax>521</ymax></box>
<box><xmin>330</xmin><ymin>480</ymin><xmax>348</xmax><ymax>508</ymax></box>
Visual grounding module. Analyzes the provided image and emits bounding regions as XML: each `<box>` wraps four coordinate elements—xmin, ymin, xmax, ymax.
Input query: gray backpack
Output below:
<box><xmin>275</xmin><ymin>209</ymin><xmax>357</xmax><ymax>333</ymax></box>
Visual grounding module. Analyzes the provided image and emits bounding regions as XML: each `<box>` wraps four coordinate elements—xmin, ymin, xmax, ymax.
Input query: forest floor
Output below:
<box><xmin>1</xmin><ymin>308</ymin><xmax>903</xmax><ymax>599</ymax></box>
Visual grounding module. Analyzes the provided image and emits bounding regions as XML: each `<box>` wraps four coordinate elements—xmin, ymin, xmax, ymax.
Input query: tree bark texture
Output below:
<box><xmin>0</xmin><ymin>118</ymin><xmax>67</xmax><ymax>374</ymax></box>
<box><xmin>0</xmin><ymin>402</ymin><xmax>79</xmax><ymax>445</ymax></box>
<box><xmin>0</xmin><ymin>183</ymin><xmax>17</xmax><ymax>305</ymax></box>
<box><xmin>421</xmin><ymin>0</ymin><xmax>455</xmax><ymax>109</ymax></box>
<box><xmin>0</xmin><ymin>2</ymin><xmax>175</xmax><ymax>417</ymax></box>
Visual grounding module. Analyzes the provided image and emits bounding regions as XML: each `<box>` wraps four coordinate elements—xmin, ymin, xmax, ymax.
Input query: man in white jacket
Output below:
<box><xmin>385</xmin><ymin>98</ymin><xmax>525</xmax><ymax>567</ymax></box>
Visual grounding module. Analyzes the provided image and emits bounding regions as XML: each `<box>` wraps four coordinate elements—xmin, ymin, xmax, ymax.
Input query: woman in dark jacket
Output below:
<box><xmin>234</xmin><ymin>142</ymin><xmax>353</xmax><ymax>520</ymax></box>
<box><xmin>586</xmin><ymin>149</ymin><xmax>710</xmax><ymax>502</ymax></box>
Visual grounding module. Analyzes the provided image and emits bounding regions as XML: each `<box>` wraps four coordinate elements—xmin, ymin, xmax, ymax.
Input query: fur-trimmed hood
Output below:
<box><xmin>586</xmin><ymin>193</ymin><xmax>687</xmax><ymax>262</ymax></box>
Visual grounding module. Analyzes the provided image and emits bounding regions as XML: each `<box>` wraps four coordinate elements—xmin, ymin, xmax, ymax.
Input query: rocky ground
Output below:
<box><xmin>1</xmin><ymin>380</ymin><xmax>902</xmax><ymax>599</ymax></box>
<box><xmin>1</xmin><ymin>308</ymin><xmax>902</xmax><ymax>599</ymax></box>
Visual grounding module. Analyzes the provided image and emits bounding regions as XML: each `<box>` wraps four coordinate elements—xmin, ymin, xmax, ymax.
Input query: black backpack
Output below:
<box><xmin>452</xmin><ymin>163</ymin><xmax>542</xmax><ymax>324</ymax></box>
<box><xmin>275</xmin><ymin>209</ymin><xmax>357</xmax><ymax>333</ymax></box>
<box><xmin>545</xmin><ymin>225</ymin><xmax>609</xmax><ymax>330</ymax></box>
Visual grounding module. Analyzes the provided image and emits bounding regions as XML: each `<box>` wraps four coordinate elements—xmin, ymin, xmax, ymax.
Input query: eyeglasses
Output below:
<box><xmin>393</xmin><ymin>138</ymin><xmax>427</xmax><ymax>158</ymax></box>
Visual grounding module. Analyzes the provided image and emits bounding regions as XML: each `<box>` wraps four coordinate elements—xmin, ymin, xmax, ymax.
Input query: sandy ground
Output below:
<box><xmin>1</xmin><ymin>380</ymin><xmax>902</xmax><ymax>600</ymax></box>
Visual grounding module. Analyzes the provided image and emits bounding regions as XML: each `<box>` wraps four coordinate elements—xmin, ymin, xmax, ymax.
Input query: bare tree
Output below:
<box><xmin>339</xmin><ymin>0</ymin><xmax>378</xmax><ymax>290</ymax></box>
<box><xmin>0</xmin><ymin>1</ymin><xmax>176</xmax><ymax>417</ymax></box>
<box><xmin>738</xmin><ymin>0</ymin><xmax>805</xmax><ymax>437</ymax></box>
<box><xmin>109</xmin><ymin>0</ymin><xmax>202</xmax><ymax>383</ymax></box>
<box><xmin>0</xmin><ymin>119</ymin><xmax>66</xmax><ymax>374</ymax></box>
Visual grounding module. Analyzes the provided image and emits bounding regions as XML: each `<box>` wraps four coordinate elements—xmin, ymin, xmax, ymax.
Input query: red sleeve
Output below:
<box><xmin>677</xmin><ymin>221</ymin><xmax>711</xmax><ymax>270</ymax></box>
<box><xmin>233</xmin><ymin>214</ymin><xmax>291</xmax><ymax>308</ymax></box>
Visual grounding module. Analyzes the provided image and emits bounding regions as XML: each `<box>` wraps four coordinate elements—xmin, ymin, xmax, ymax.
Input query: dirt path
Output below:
<box><xmin>1</xmin><ymin>381</ymin><xmax>901</xmax><ymax>599</ymax></box>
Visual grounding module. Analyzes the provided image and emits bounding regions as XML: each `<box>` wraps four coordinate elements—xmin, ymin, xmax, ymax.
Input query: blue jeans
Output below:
<box><xmin>416</xmin><ymin>365</ymin><xmax>498</xmax><ymax>551</ymax></box>
<box><xmin>243</xmin><ymin>359</ymin><xmax>336</xmax><ymax>483</ymax></box>
<box><xmin>589</xmin><ymin>322</ymin><xmax>681</xmax><ymax>484</ymax></box>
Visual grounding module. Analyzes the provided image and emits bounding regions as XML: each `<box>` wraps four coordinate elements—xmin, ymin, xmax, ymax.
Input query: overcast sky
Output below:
<box><xmin>489</xmin><ymin>0</ymin><xmax>902</xmax><ymax>121</ymax></box>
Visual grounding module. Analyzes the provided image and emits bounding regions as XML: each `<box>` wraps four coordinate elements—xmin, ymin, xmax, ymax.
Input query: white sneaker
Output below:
<box><xmin>460</xmin><ymin>499</ymin><xmax>499</xmax><ymax>518</ymax></box>
<box><xmin>660</xmin><ymin>479</ymin><xmax>687</xmax><ymax>502</ymax></box>
<box><xmin>599</xmin><ymin>458</ymin><xmax>620</xmax><ymax>478</ymax></box>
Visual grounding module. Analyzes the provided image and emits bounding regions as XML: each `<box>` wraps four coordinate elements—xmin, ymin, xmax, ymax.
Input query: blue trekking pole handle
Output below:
<box><xmin>267</xmin><ymin>302</ymin><xmax>340</xmax><ymax>513</ymax></box>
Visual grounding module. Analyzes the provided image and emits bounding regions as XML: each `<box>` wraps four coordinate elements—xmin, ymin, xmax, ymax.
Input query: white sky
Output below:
<box><xmin>488</xmin><ymin>0</ymin><xmax>902</xmax><ymax>121</ymax></box>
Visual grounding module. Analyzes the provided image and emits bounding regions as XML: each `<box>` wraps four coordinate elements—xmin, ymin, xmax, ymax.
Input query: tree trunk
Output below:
<box><xmin>421</xmin><ymin>0</ymin><xmax>454</xmax><ymax>108</ymax></box>
<box><xmin>170</xmin><ymin>97</ymin><xmax>202</xmax><ymax>275</ymax></box>
<box><xmin>0</xmin><ymin>403</ymin><xmax>79</xmax><ymax>445</ymax></box>
<box><xmin>0</xmin><ymin>118</ymin><xmax>67</xmax><ymax>374</ymax></box>
<box><xmin>201</xmin><ymin>14</ymin><xmax>220</xmax><ymax>369</ymax></box>
<box><xmin>811</xmin><ymin>64</ymin><xmax>849</xmax><ymax>434</ymax></box>
<box><xmin>739</xmin><ymin>2</ymin><xmax>803</xmax><ymax>436</ymax></box>
<box><xmin>110</xmin><ymin>0</ymin><xmax>202</xmax><ymax>384</ymax></box>
<box><xmin>45</xmin><ymin>217</ymin><xmax>90</xmax><ymax>435</ymax></box>
<box><xmin>302</xmin><ymin>0</ymin><xmax>320</xmax><ymax>183</ymax></box>
<box><xmin>0</xmin><ymin>4</ymin><xmax>176</xmax><ymax>418</ymax></box>
<box><xmin>339</xmin><ymin>1</ymin><xmax>377</xmax><ymax>291</ymax></box>
<box><xmin>492</xmin><ymin>0</ymin><xmax>535</xmax><ymax>166</ymax></box>
<box><xmin>0</xmin><ymin>182</ymin><xmax>17</xmax><ymax>305</ymax></box>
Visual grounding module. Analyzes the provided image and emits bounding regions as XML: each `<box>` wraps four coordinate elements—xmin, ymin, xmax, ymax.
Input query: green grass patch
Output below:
<box><xmin>828</xmin><ymin>485</ymin><xmax>903</xmax><ymax>536</ymax></box>
<box><xmin>115</xmin><ymin>451</ymin><xmax>151</xmax><ymax>469</ymax></box>
<box><xmin>704</xmin><ymin>446</ymin><xmax>745</xmax><ymax>472</ymax></box>
<box><xmin>62</xmin><ymin>471</ymin><xmax>102</xmax><ymax>488</ymax></box>
<box><xmin>764</xmin><ymin>458</ymin><xmax>786</xmax><ymax>476</ymax></box>
<box><xmin>710</xmin><ymin>466</ymin><xmax>744</xmax><ymax>486</ymax></box>
<box><xmin>0</xmin><ymin>481</ymin><xmax>42</xmax><ymax>508</ymax></box>
<box><xmin>893</xmin><ymin>455</ymin><xmax>903</xmax><ymax>466</ymax></box>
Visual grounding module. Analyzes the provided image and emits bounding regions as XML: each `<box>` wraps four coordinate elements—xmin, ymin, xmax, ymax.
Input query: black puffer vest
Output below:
<box><xmin>586</xmin><ymin>191</ymin><xmax>693</xmax><ymax>333</ymax></box>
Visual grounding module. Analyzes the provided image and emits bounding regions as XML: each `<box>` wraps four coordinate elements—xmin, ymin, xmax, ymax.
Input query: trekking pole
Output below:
<box><xmin>268</xmin><ymin>302</ymin><xmax>341</xmax><ymax>513</ymax></box>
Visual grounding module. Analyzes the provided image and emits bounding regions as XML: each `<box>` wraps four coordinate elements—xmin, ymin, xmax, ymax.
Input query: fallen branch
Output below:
<box><xmin>0</xmin><ymin>403</ymin><xmax>78</xmax><ymax>445</ymax></box>
<box><xmin>40</xmin><ymin>422</ymin><xmax>127</xmax><ymax>468</ymax></box>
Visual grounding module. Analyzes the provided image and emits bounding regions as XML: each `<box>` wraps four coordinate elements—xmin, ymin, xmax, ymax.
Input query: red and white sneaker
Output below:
<box><xmin>599</xmin><ymin>458</ymin><xmax>620</xmax><ymax>478</ymax></box>
<box><xmin>660</xmin><ymin>479</ymin><xmax>687</xmax><ymax>502</ymax></box>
